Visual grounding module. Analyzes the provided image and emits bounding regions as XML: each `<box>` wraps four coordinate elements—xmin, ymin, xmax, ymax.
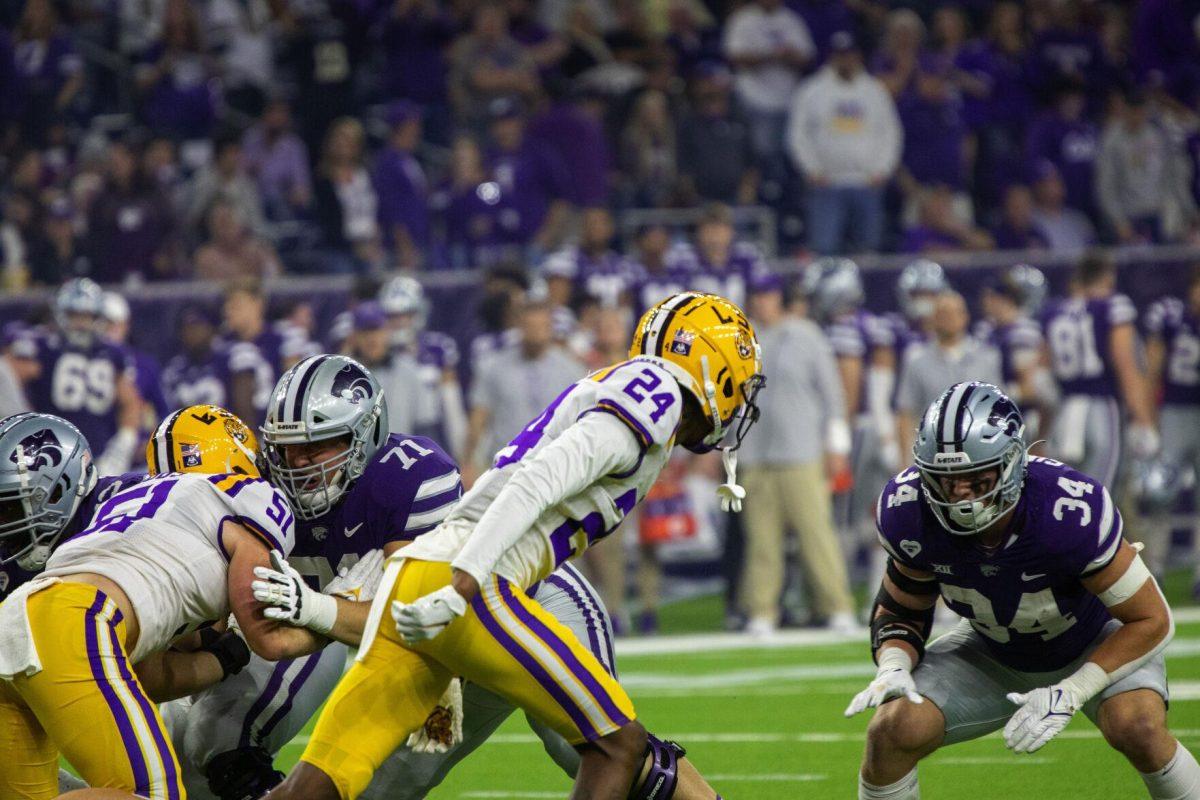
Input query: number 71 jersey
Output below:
<box><xmin>876</xmin><ymin>457</ymin><xmax>1122</xmax><ymax>671</ymax></box>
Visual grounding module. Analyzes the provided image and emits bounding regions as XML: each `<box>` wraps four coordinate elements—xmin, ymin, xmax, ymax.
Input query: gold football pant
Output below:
<box><xmin>302</xmin><ymin>559</ymin><xmax>637</xmax><ymax>800</ymax></box>
<box><xmin>0</xmin><ymin>582</ymin><xmax>185</xmax><ymax>800</ymax></box>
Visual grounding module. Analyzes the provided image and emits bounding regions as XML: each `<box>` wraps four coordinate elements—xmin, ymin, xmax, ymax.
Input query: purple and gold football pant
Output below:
<box><xmin>302</xmin><ymin>559</ymin><xmax>637</xmax><ymax>800</ymax></box>
<box><xmin>0</xmin><ymin>582</ymin><xmax>185</xmax><ymax>800</ymax></box>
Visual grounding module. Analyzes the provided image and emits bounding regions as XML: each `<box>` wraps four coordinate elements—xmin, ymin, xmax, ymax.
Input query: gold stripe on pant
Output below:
<box><xmin>739</xmin><ymin>463</ymin><xmax>854</xmax><ymax>622</ymax></box>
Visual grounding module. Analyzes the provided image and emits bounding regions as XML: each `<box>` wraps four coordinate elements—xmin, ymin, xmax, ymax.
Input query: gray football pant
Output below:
<box><xmin>1049</xmin><ymin>395</ymin><xmax>1122</xmax><ymax>488</ymax></box>
<box><xmin>163</xmin><ymin>563</ymin><xmax>612</xmax><ymax>800</ymax></box>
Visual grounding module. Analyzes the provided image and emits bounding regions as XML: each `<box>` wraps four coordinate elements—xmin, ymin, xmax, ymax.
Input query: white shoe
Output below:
<box><xmin>825</xmin><ymin>611</ymin><xmax>860</xmax><ymax>637</ymax></box>
<box><xmin>745</xmin><ymin>617</ymin><xmax>777</xmax><ymax>638</ymax></box>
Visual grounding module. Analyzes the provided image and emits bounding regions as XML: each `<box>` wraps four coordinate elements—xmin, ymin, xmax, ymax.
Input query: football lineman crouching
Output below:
<box><xmin>0</xmin><ymin>408</ymin><xmax>325</xmax><ymax>800</ymax></box>
<box><xmin>846</xmin><ymin>382</ymin><xmax>1197</xmax><ymax>800</ymax></box>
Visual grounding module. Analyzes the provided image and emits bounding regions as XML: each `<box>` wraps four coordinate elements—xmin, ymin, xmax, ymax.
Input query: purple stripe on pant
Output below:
<box><xmin>240</xmin><ymin>658</ymin><xmax>291</xmax><ymax>748</ymax></box>
<box><xmin>257</xmin><ymin>650</ymin><xmax>324</xmax><ymax>742</ymax></box>
<box><xmin>471</xmin><ymin>589</ymin><xmax>600</xmax><ymax>741</ymax></box>
<box><xmin>558</xmin><ymin>563</ymin><xmax>617</xmax><ymax>675</ymax></box>
<box><xmin>107</xmin><ymin>622</ymin><xmax>181</xmax><ymax>800</ymax></box>
<box><xmin>543</xmin><ymin>570</ymin><xmax>617</xmax><ymax>678</ymax></box>
<box><xmin>496</xmin><ymin>579</ymin><xmax>631</xmax><ymax>729</ymax></box>
<box><xmin>83</xmin><ymin>592</ymin><xmax>151</xmax><ymax>797</ymax></box>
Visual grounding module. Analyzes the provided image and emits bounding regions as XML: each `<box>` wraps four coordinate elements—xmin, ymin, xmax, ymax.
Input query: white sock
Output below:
<box><xmin>1141</xmin><ymin>742</ymin><xmax>1200</xmax><ymax>800</ymax></box>
<box><xmin>859</xmin><ymin>768</ymin><xmax>920</xmax><ymax>800</ymax></box>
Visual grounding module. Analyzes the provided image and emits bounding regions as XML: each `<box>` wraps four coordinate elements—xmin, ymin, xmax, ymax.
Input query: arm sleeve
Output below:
<box><xmin>450</xmin><ymin>411</ymin><xmax>642</xmax><ymax>587</ymax></box>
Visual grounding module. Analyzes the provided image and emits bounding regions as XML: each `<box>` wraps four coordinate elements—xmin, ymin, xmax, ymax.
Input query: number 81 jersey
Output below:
<box><xmin>876</xmin><ymin>456</ymin><xmax>1122</xmax><ymax>671</ymax></box>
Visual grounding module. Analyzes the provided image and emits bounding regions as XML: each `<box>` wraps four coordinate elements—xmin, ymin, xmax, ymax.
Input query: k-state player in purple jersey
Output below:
<box><xmin>13</xmin><ymin>279</ymin><xmax>144</xmax><ymax>476</ymax></box>
<box><xmin>846</xmin><ymin>382</ymin><xmax>1194</xmax><ymax>800</ymax></box>
<box><xmin>1040</xmin><ymin>255</ymin><xmax>1158</xmax><ymax>486</ymax></box>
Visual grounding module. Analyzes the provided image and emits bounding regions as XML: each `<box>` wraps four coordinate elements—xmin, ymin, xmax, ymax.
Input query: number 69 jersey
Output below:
<box><xmin>403</xmin><ymin>356</ymin><xmax>682</xmax><ymax>589</ymax></box>
<box><xmin>40</xmin><ymin>472</ymin><xmax>295</xmax><ymax>663</ymax></box>
<box><xmin>877</xmin><ymin>456</ymin><xmax>1122</xmax><ymax>672</ymax></box>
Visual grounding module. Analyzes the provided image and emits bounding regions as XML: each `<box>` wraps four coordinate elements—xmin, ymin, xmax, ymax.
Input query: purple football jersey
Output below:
<box><xmin>17</xmin><ymin>331</ymin><xmax>135</xmax><ymax>453</ymax></box>
<box><xmin>1145</xmin><ymin>297</ymin><xmax>1200</xmax><ymax>406</ymax></box>
<box><xmin>883</xmin><ymin>312</ymin><xmax>926</xmax><ymax>363</ymax></box>
<box><xmin>877</xmin><ymin>457</ymin><xmax>1122</xmax><ymax>671</ymax></box>
<box><xmin>976</xmin><ymin>317</ymin><xmax>1044</xmax><ymax>386</ymax></box>
<box><xmin>824</xmin><ymin>310</ymin><xmax>895</xmax><ymax>413</ymax></box>
<box><xmin>1041</xmin><ymin>294</ymin><xmax>1136</xmax><ymax>397</ymax></box>
<box><xmin>289</xmin><ymin>433</ymin><xmax>461</xmax><ymax>590</ymax></box>
<box><xmin>0</xmin><ymin>471</ymin><xmax>146</xmax><ymax>601</ymax></box>
<box><xmin>543</xmin><ymin>247</ymin><xmax>644</xmax><ymax>307</ymax></box>
<box><xmin>630</xmin><ymin>264</ymin><xmax>695</xmax><ymax>316</ymax></box>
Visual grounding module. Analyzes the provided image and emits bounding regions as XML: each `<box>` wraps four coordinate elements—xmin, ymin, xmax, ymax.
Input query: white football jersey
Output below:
<box><xmin>402</xmin><ymin>356</ymin><xmax>682</xmax><ymax>587</ymax></box>
<box><xmin>43</xmin><ymin>473</ymin><xmax>295</xmax><ymax>662</ymax></box>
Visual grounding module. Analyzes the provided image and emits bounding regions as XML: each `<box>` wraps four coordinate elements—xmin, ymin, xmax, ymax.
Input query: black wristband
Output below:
<box><xmin>886</xmin><ymin>558</ymin><xmax>939</xmax><ymax>596</ymax></box>
<box><xmin>201</xmin><ymin>630</ymin><xmax>252</xmax><ymax>679</ymax></box>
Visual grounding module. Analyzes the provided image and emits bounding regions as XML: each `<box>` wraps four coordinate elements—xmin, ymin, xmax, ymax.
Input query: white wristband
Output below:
<box><xmin>308</xmin><ymin>592</ymin><xmax>340</xmax><ymax>636</ymax></box>
<box><xmin>826</xmin><ymin>418</ymin><xmax>852</xmax><ymax>456</ymax></box>
<box><xmin>876</xmin><ymin>646</ymin><xmax>914</xmax><ymax>673</ymax></box>
<box><xmin>1060</xmin><ymin>661</ymin><xmax>1109</xmax><ymax>704</ymax></box>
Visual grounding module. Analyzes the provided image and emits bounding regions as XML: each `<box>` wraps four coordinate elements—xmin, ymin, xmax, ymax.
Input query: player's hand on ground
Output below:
<box><xmin>844</xmin><ymin>664</ymin><xmax>923</xmax><ymax>717</ymax></box>
<box><xmin>1004</xmin><ymin>684</ymin><xmax>1080</xmax><ymax>753</ymax></box>
<box><xmin>392</xmin><ymin>585</ymin><xmax>468</xmax><ymax>644</ymax></box>
<box><xmin>407</xmin><ymin>677</ymin><xmax>465</xmax><ymax>753</ymax></box>
<box><xmin>252</xmin><ymin>550</ymin><xmax>320</xmax><ymax>626</ymax></box>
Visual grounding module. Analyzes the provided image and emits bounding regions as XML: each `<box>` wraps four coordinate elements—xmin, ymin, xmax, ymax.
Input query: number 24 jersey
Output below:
<box><xmin>877</xmin><ymin>456</ymin><xmax>1121</xmax><ymax>671</ymax></box>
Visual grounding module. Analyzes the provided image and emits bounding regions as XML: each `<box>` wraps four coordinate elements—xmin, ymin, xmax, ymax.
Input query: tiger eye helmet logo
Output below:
<box><xmin>223</xmin><ymin>418</ymin><xmax>249</xmax><ymax>443</ymax></box>
<box><xmin>735</xmin><ymin>332</ymin><xmax>753</xmax><ymax>359</ymax></box>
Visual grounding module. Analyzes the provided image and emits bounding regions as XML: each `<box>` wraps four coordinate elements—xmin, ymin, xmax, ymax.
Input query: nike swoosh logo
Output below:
<box><xmin>344</xmin><ymin>523</ymin><xmax>364</xmax><ymax>538</ymax></box>
<box><xmin>1021</xmin><ymin>572</ymin><xmax>1046</xmax><ymax>581</ymax></box>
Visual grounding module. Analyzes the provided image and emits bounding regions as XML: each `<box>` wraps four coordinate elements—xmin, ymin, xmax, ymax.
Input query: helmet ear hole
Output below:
<box><xmin>48</xmin><ymin>484</ymin><xmax>63</xmax><ymax>504</ymax></box>
<box><xmin>722</xmin><ymin>378</ymin><xmax>733</xmax><ymax>399</ymax></box>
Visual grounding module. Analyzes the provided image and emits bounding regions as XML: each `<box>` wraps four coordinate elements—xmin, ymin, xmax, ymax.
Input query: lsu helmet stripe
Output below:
<box><xmin>641</xmin><ymin>293</ymin><xmax>701</xmax><ymax>357</ymax></box>
<box><xmin>157</xmin><ymin>409</ymin><xmax>186</xmax><ymax>473</ymax></box>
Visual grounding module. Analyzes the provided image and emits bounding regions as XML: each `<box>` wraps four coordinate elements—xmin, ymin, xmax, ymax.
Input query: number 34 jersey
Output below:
<box><xmin>877</xmin><ymin>456</ymin><xmax>1122</xmax><ymax>672</ymax></box>
<box><xmin>40</xmin><ymin>472</ymin><xmax>295</xmax><ymax>663</ymax></box>
<box><xmin>402</xmin><ymin>356</ymin><xmax>682</xmax><ymax>588</ymax></box>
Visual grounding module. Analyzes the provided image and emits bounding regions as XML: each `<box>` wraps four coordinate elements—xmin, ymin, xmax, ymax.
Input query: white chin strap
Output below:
<box><xmin>949</xmin><ymin>499</ymin><xmax>1000</xmax><ymax>530</ymax></box>
<box><xmin>700</xmin><ymin>355</ymin><xmax>746</xmax><ymax>513</ymax></box>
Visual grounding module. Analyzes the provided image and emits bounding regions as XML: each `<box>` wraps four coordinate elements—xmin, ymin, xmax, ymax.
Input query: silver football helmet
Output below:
<box><xmin>54</xmin><ymin>277</ymin><xmax>105</xmax><ymax>346</ymax></box>
<box><xmin>1004</xmin><ymin>263</ymin><xmax>1048</xmax><ymax>316</ymax></box>
<box><xmin>897</xmin><ymin>259</ymin><xmax>947</xmax><ymax>320</ymax></box>
<box><xmin>0</xmin><ymin>413</ymin><xmax>97</xmax><ymax>570</ymax></box>
<box><xmin>802</xmin><ymin>257</ymin><xmax>863</xmax><ymax>323</ymax></box>
<box><xmin>378</xmin><ymin>275</ymin><xmax>428</xmax><ymax>348</ymax></box>
<box><xmin>261</xmin><ymin>355</ymin><xmax>389</xmax><ymax>519</ymax></box>
<box><xmin>1129</xmin><ymin>456</ymin><xmax>1192</xmax><ymax>514</ymax></box>
<box><xmin>913</xmin><ymin>381</ymin><xmax>1028</xmax><ymax>535</ymax></box>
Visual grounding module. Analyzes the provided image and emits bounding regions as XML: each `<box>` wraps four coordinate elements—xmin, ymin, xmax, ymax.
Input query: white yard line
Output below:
<box><xmin>706</xmin><ymin>774</ymin><xmax>827</xmax><ymax>782</ymax></box>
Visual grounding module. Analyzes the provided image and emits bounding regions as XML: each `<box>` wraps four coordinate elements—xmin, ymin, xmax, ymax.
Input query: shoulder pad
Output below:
<box><xmin>584</xmin><ymin>359</ymin><xmax>683</xmax><ymax>451</ymax></box>
<box><xmin>875</xmin><ymin>468</ymin><xmax>929</xmax><ymax>569</ymax></box>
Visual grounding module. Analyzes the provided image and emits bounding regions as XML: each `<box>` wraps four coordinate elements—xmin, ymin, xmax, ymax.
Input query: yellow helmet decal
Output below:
<box><xmin>147</xmin><ymin>405</ymin><xmax>261</xmax><ymax>477</ymax></box>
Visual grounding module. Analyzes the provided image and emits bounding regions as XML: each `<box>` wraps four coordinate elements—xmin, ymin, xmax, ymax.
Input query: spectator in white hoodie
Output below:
<box><xmin>787</xmin><ymin>30</ymin><xmax>902</xmax><ymax>255</ymax></box>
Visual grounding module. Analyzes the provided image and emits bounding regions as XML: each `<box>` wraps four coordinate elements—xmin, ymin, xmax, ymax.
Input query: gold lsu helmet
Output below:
<box><xmin>630</xmin><ymin>292</ymin><xmax>765</xmax><ymax>451</ymax></box>
<box><xmin>146</xmin><ymin>405</ymin><xmax>261</xmax><ymax>477</ymax></box>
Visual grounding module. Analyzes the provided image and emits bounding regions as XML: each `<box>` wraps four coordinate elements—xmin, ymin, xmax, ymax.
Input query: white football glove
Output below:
<box><xmin>1127</xmin><ymin>423</ymin><xmax>1161</xmax><ymax>460</ymax></box>
<box><xmin>1004</xmin><ymin>684</ymin><xmax>1081</xmax><ymax>753</ymax></box>
<box><xmin>844</xmin><ymin>650</ymin><xmax>924</xmax><ymax>717</ymax></box>
<box><xmin>392</xmin><ymin>585</ymin><xmax>468</xmax><ymax>644</ymax></box>
<box><xmin>406</xmin><ymin>678</ymin><xmax>465</xmax><ymax>753</ymax></box>
<box><xmin>252</xmin><ymin>550</ymin><xmax>338</xmax><ymax>635</ymax></box>
<box><xmin>324</xmin><ymin>549</ymin><xmax>385</xmax><ymax>602</ymax></box>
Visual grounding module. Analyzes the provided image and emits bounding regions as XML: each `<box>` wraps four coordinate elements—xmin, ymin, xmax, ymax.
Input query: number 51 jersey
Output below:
<box><xmin>876</xmin><ymin>456</ymin><xmax>1122</xmax><ymax>672</ymax></box>
<box><xmin>40</xmin><ymin>472</ymin><xmax>295</xmax><ymax>663</ymax></box>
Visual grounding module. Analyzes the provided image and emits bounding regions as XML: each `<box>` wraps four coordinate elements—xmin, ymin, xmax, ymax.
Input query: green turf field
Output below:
<box><xmin>271</xmin><ymin>596</ymin><xmax>1200</xmax><ymax>800</ymax></box>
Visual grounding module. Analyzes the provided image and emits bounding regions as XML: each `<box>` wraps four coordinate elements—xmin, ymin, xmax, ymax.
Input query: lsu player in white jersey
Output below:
<box><xmin>0</xmin><ymin>407</ymin><xmax>329</xmax><ymax>800</ymax></box>
<box><xmin>265</xmin><ymin>292</ymin><xmax>764</xmax><ymax>800</ymax></box>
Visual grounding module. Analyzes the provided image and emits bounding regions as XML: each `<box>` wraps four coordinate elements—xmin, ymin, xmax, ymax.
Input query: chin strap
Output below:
<box><xmin>716</xmin><ymin>447</ymin><xmax>745</xmax><ymax>513</ymax></box>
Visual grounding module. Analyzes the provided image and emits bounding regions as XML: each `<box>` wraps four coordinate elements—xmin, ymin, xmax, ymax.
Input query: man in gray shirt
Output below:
<box><xmin>464</xmin><ymin>295</ymin><xmax>585</xmax><ymax>486</ymax></box>
<box><xmin>895</xmin><ymin>290</ymin><xmax>1003</xmax><ymax>457</ymax></box>
<box><xmin>739</xmin><ymin>275</ymin><xmax>856</xmax><ymax>636</ymax></box>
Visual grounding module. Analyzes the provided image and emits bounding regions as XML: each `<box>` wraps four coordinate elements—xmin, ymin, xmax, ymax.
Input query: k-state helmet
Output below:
<box><xmin>1003</xmin><ymin>263</ymin><xmax>1048</xmax><ymax>316</ymax></box>
<box><xmin>0</xmin><ymin>413</ymin><xmax>97</xmax><ymax>570</ymax></box>
<box><xmin>802</xmin><ymin>258</ymin><xmax>863</xmax><ymax>323</ymax></box>
<box><xmin>913</xmin><ymin>381</ymin><xmax>1028</xmax><ymax>535</ymax></box>
<box><xmin>1128</xmin><ymin>456</ymin><xmax>1192</xmax><ymax>514</ymax></box>
<box><xmin>260</xmin><ymin>355</ymin><xmax>388</xmax><ymax>519</ymax></box>
<box><xmin>54</xmin><ymin>277</ymin><xmax>106</xmax><ymax>346</ymax></box>
<box><xmin>897</xmin><ymin>259</ymin><xmax>948</xmax><ymax>320</ymax></box>
<box><xmin>378</xmin><ymin>275</ymin><xmax>428</xmax><ymax>347</ymax></box>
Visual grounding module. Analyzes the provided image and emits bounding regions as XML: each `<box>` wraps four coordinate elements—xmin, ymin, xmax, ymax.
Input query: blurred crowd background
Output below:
<box><xmin>1</xmin><ymin>0</ymin><xmax>1200</xmax><ymax>637</ymax></box>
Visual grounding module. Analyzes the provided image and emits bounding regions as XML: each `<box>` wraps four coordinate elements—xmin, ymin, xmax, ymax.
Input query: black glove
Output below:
<box><xmin>198</xmin><ymin>628</ymin><xmax>252</xmax><ymax>680</ymax></box>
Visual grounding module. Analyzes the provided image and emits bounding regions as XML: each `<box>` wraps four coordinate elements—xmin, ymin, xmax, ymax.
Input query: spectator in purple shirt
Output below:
<box><xmin>134</xmin><ymin>0</ymin><xmax>219</xmax><ymax>140</ymax></box>
<box><xmin>1029</xmin><ymin>159</ymin><xmax>1096</xmax><ymax>252</ymax></box>
<box><xmin>87</xmin><ymin>139</ymin><xmax>177</xmax><ymax>282</ymax></box>
<box><xmin>896</xmin><ymin>54</ymin><xmax>968</xmax><ymax>194</ymax></box>
<box><xmin>1132</xmin><ymin>0</ymin><xmax>1200</xmax><ymax>91</ymax></box>
<box><xmin>13</xmin><ymin>0</ymin><xmax>82</xmax><ymax>145</ymax></box>
<box><xmin>789</xmin><ymin>0</ymin><xmax>855</xmax><ymax>62</ymax></box>
<box><xmin>432</xmin><ymin>135</ymin><xmax>505</xmax><ymax>270</ymax></box>
<box><xmin>372</xmin><ymin>100</ymin><xmax>430</xmax><ymax>270</ymax></box>
<box><xmin>449</xmin><ymin>2</ymin><xmax>540</xmax><ymax>131</ymax></box>
<box><xmin>379</xmin><ymin>0</ymin><xmax>456</xmax><ymax>142</ymax></box>
<box><xmin>871</xmin><ymin>8</ymin><xmax>924</xmax><ymax>99</ymax></box>
<box><xmin>241</xmin><ymin>97</ymin><xmax>313</xmax><ymax>222</ymax></box>
<box><xmin>1024</xmin><ymin>78</ymin><xmax>1098</xmax><ymax>220</ymax></box>
<box><xmin>486</xmin><ymin>97</ymin><xmax>572</xmax><ymax>256</ymax></box>
<box><xmin>528</xmin><ymin>85</ymin><xmax>612</xmax><ymax>209</ymax></box>
<box><xmin>901</xmin><ymin>185</ymin><xmax>993</xmax><ymax>254</ymax></box>
<box><xmin>1027</xmin><ymin>0</ymin><xmax>1108</xmax><ymax>106</ymax></box>
<box><xmin>991</xmin><ymin>184</ymin><xmax>1049</xmax><ymax>250</ymax></box>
